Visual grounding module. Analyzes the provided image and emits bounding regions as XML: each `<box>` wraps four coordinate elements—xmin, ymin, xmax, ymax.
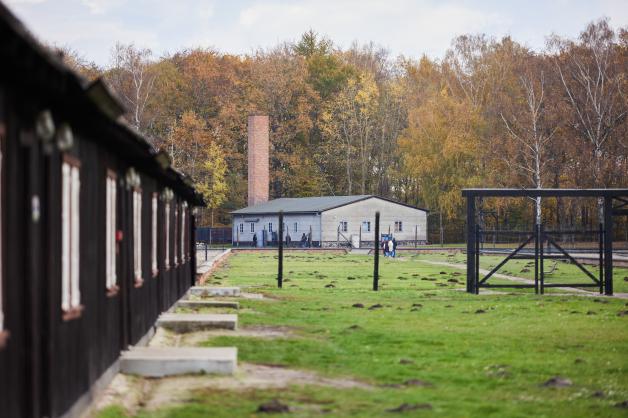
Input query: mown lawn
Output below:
<box><xmin>100</xmin><ymin>252</ymin><xmax>628</xmax><ymax>418</ymax></box>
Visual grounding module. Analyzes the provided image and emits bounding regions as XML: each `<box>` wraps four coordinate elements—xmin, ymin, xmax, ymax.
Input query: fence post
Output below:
<box><xmin>466</xmin><ymin>196</ymin><xmax>476</xmax><ymax>294</ymax></box>
<box><xmin>415</xmin><ymin>225</ymin><xmax>418</xmax><ymax>248</ymax></box>
<box><xmin>540</xmin><ymin>223</ymin><xmax>545</xmax><ymax>295</ymax></box>
<box><xmin>534</xmin><ymin>223</ymin><xmax>539</xmax><ymax>294</ymax></box>
<box><xmin>603</xmin><ymin>197</ymin><xmax>613</xmax><ymax>295</ymax></box>
<box><xmin>373</xmin><ymin>211</ymin><xmax>380</xmax><ymax>291</ymax></box>
<box><xmin>359</xmin><ymin>226</ymin><xmax>362</xmax><ymax>249</ymax></box>
<box><xmin>598</xmin><ymin>222</ymin><xmax>604</xmax><ymax>295</ymax></box>
<box><xmin>278</xmin><ymin>211</ymin><xmax>283</xmax><ymax>288</ymax></box>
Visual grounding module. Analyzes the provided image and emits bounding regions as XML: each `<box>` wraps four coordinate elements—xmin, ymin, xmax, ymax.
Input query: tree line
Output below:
<box><xmin>61</xmin><ymin>19</ymin><xmax>627</xmax><ymax>233</ymax></box>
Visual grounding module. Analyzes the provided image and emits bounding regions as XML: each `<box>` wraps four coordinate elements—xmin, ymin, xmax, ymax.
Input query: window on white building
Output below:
<box><xmin>105</xmin><ymin>171</ymin><xmax>117</xmax><ymax>292</ymax></box>
<box><xmin>164</xmin><ymin>201</ymin><xmax>170</xmax><ymax>269</ymax></box>
<box><xmin>294</xmin><ymin>222</ymin><xmax>298</xmax><ymax>233</ymax></box>
<box><xmin>268</xmin><ymin>222</ymin><xmax>273</xmax><ymax>233</ymax></box>
<box><xmin>340</xmin><ymin>221</ymin><xmax>348</xmax><ymax>232</ymax></box>
<box><xmin>151</xmin><ymin>193</ymin><xmax>158</xmax><ymax>276</ymax></box>
<box><xmin>250</xmin><ymin>223</ymin><xmax>254</xmax><ymax>233</ymax></box>
<box><xmin>61</xmin><ymin>157</ymin><xmax>81</xmax><ymax>316</ymax></box>
<box><xmin>239</xmin><ymin>223</ymin><xmax>244</xmax><ymax>233</ymax></box>
<box><xmin>133</xmin><ymin>188</ymin><xmax>143</xmax><ymax>285</ymax></box>
<box><xmin>394</xmin><ymin>221</ymin><xmax>403</xmax><ymax>232</ymax></box>
<box><xmin>362</xmin><ymin>221</ymin><xmax>371</xmax><ymax>232</ymax></box>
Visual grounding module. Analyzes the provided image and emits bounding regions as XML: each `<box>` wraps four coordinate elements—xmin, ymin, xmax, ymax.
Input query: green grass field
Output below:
<box><xmin>99</xmin><ymin>252</ymin><xmax>628</xmax><ymax>418</ymax></box>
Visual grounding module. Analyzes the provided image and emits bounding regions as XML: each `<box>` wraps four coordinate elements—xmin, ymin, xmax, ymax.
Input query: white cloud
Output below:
<box><xmin>3</xmin><ymin>0</ymin><xmax>627</xmax><ymax>66</ymax></box>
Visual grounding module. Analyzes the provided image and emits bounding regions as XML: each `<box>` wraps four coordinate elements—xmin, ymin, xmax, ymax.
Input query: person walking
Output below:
<box><xmin>252</xmin><ymin>233</ymin><xmax>258</xmax><ymax>247</ymax></box>
<box><xmin>392</xmin><ymin>237</ymin><xmax>397</xmax><ymax>258</ymax></box>
<box><xmin>388</xmin><ymin>238</ymin><xmax>394</xmax><ymax>258</ymax></box>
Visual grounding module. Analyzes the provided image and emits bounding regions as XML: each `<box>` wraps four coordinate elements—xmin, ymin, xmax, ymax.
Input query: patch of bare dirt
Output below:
<box><xmin>95</xmin><ymin>363</ymin><xmax>373</xmax><ymax>415</ymax></box>
<box><xmin>148</xmin><ymin>325</ymin><xmax>296</xmax><ymax>348</ymax></box>
<box><xmin>142</xmin><ymin>363</ymin><xmax>372</xmax><ymax>410</ymax></box>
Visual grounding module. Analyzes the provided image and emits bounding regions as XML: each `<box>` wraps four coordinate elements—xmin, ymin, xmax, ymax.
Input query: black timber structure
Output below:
<box><xmin>463</xmin><ymin>188</ymin><xmax>628</xmax><ymax>296</ymax></box>
<box><xmin>0</xmin><ymin>3</ymin><xmax>204</xmax><ymax>418</ymax></box>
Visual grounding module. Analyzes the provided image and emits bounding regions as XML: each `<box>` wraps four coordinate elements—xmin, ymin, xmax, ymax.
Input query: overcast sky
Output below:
<box><xmin>5</xmin><ymin>0</ymin><xmax>628</xmax><ymax>66</ymax></box>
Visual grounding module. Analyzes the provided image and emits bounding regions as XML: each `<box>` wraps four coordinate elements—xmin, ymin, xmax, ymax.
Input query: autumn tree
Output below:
<box><xmin>106</xmin><ymin>43</ymin><xmax>157</xmax><ymax>132</ymax></box>
<box><xmin>196</xmin><ymin>143</ymin><xmax>228</xmax><ymax>226</ymax></box>
<box><xmin>551</xmin><ymin>20</ymin><xmax>627</xmax><ymax>184</ymax></box>
<box><xmin>499</xmin><ymin>55</ymin><xmax>559</xmax><ymax>223</ymax></box>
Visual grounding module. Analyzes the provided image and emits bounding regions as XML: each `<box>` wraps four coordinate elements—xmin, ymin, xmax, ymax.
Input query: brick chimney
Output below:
<box><xmin>247</xmin><ymin>114</ymin><xmax>269</xmax><ymax>207</ymax></box>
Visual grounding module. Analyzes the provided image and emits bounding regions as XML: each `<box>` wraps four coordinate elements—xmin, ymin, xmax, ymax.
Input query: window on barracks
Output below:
<box><xmin>133</xmin><ymin>187</ymin><xmax>143</xmax><ymax>285</ymax></box>
<box><xmin>268</xmin><ymin>222</ymin><xmax>273</xmax><ymax>232</ymax></box>
<box><xmin>164</xmin><ymin>201</ymin><xmax>170</xmax><ymax>269</ymax></box>
<box><xmin>394</xmin><ymin>221</ymin><xmax>403</xmax><ymax>232</ymax></box>
<box><xmin>250</xmin><ymin>223</ymin><xmax>254</xmax><ymax>233</ymax></box>
<box><xmin>61</xmin><ymin>156</ymin><xmax>81</xmax><ymax>316</ymax></box>
<box><xmin>181</xmin><ymin>202</ymin><xmax>187</xmax><ymax>262</ymax></box>
<box><xmin>239</xmin><ymin>223</ymin><xmax>244</xmax><ymax>233</ymax></box>
<box><xmin>174</xmin><ymin>205</ymin><xmax>179</xmax><ymax>265</ymax></box>
<box><xmin>340</xmin><ymin>221</ymin><xmax>348</xmax><ymax>232</ymax></box>
<box><xmin>294</xmin><ymin>222</ymin><xmax>298</xmax><ymax>233</ymax></box>
<box><xmin>105</xmin><ymin>171</ymin><xmax>118</xmax><ymax>293</ymax></box>
<box><xmin>362</xmin><ymin>221</ymin><xmax>371</xmax><ymax>232</ymax></box>
<box><xmin>151</xmin><ymin>193</ymin><xmax>158</xmax><ymax>276</ymax></box>
<box><xmin>0</xmin><ymin>135</ymin><xmax>4</xmax><ymax>334</ymax></box>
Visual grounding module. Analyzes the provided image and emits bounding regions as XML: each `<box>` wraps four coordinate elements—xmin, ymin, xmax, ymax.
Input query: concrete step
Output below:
<box><xmin>120</xmin><ymin>346</ymin><xmax>237</xmax><ymax>377</ymax></box>
<box><xmin>188</xmin><ymin>286</ymin><xmax>241</xmax><ymax>298</ymax></box>
<box><xmin>177</xmin><ymin>300</ymin><xmax>239</xmax><ymax>309</ymax></box>
<box><xmin>157</xmin><ymin>313</ymin><xmax>238</xmax><ymax>332</ymax></box>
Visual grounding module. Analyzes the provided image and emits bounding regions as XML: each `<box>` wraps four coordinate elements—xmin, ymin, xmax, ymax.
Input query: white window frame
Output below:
<box><xmin>340</xmin><ymin>221</ymin><xmax>348</xmax><ymax>232</ymax></box>
<box><xmin>395</xmin><ymin>221</ymin><xmax>403</xmax><ymax>232</ymax></box>
<box><xmin>133</xmin><ymin>187</ymin><xmax>143</xmax><ymax>285</ymax></box>
<box><xmin>250</xmin><ymin>223</ymin><xmax>254</xmax><ymax>233</ymax></box>
<box><xmin>105</xmin><ymin>171</ymin><xmax>118</xmax><ymax>293</ymax></box>
<box><xmin>151</xmin><ymin>193</ymin><xmax>158</xmax><ymax>276</ymax></box>
<box><xmin>268</xmin><ymin>222</ymin><xmax>273</xmax><ymax>233</ymax></box>
<box><xmin>174</xmin><ymin>204</ymin><xmax>179</xmax><ymax>265</ymax></box>
<box><xmin>0</xmin><ymin>136</ymin><xmax>4</xmax><ymax>333</ymax></box>
<box><xmin>61</xmin><ymin>156</ymin><xmax>81</xmax><ymax>316</ymax></box>
<box><xmin>362</xmin><ymin>221</ymin><xmax>371</xmax><ymax>232</ymax></box>
<box><xmin>239</xmin><ymin>223</ymin><xmax>244</xmax><ymax>233</ymax></box>
<box><xmin>294</xmin><ymin>222</ymin><xmax>298</xmax><ymax>233</ymax></box>
<box><xmin>164</xmin><ymin>201</ymin><xmax>170</xmax><ymax>269</ymax></box>
<box><xmin>181</xmin><ymin>202</ymin><xmax>187</xmax><ymax>262</ymax></box>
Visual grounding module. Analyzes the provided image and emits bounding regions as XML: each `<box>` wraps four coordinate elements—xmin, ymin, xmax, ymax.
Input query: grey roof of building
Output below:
<box><xmin>231</xmin><ymin>195</ymin><xmax>428</xmax><ymax>215</ymax></box>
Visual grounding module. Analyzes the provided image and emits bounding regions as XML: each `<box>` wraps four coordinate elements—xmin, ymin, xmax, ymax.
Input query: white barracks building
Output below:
<box><xmin>233</xmin><ymin>115</ymin><xmax>428</xmax><ymax>248</ymax></box>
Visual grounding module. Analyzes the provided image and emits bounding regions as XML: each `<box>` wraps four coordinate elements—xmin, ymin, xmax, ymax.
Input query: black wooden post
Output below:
<box><xmin>475</xmin><ymin>224</ymin><xmax>480</xmax><ymax>294</ymax></box>
<box><xmin>603</xmin><ymin>197</ymin><xmax>613</xmax><ymax>295</ymax></box>
<box><xmin>415</xmin><ymin>225</ymin><xmax>418</xmax><ymax>248</ymax></box>
<box><xmin>598</xmin><ymin>222</ymin><xmax>604</xmax><ymax>294</ymax></box>
<box><xmin>539</xmin><ymin>223</ymin><xmax>545</xmax><ymax>295</ymax></box>
<box><xmin>373</xmin><ymin>211</ymin><xmax>380</xmax><ymax>291</ymax></box>
<box><xmin>466</xmin><ymin>196</ymin><xmax>476</xmax><ymax>293</ymax></box>
<box><xmin>534</xmin><ymin>223</ymin><xmax>539</xmax><ymax>294</ymax></box>
<box><xmin>278</xmin><ymin>211</ymin><xmax>284</xmax><ymax>288</ymax></box>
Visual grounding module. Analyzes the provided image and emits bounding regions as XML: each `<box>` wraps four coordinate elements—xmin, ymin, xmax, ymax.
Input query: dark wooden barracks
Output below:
<box><xmin>0</xmin><ymin>4</ymin><xmax>204</xmax><ymax>417</ymax></box>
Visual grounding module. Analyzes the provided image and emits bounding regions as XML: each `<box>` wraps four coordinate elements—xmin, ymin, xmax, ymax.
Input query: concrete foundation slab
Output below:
<box><xmin>120</xmin><ymin>347</ymin><xmax>237</xmax><ymax>377</ymax></box>
<box><xmin>177</xmin><ymin>300</ymin><xmax>239</xmax><ymax>309</ymax></box>
<box><xmin>188</xmin><ymin>286</ymin><xmax>241</xmax><ymax>298</ymax></box>
<box><xmin>157</xmin><ymin>313</ymin><xmax>238</xmax><ymax>332</ymax></box>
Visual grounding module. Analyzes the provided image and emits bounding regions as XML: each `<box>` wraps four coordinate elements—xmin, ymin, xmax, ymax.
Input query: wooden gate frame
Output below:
<box><xmin>463</xmin><ymin>189</ymin><xmax>628</xmax><ymax>296</ymax></box>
